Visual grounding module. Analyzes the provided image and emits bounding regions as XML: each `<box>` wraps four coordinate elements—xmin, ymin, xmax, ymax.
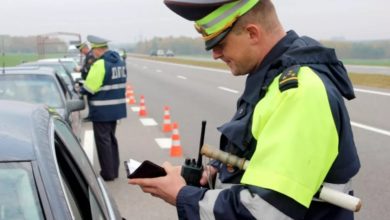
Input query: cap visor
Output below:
<box><xmin>205</xmin><ymin>28</ymin><xmax>231</xmax><ymax>50</ymax></box>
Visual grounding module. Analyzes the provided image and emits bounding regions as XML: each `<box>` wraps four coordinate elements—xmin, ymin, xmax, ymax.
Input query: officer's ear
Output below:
<box><xmin>245</xmin><ymin>24</ymin><xmax>262</xmax><ymax>45</ymax></box>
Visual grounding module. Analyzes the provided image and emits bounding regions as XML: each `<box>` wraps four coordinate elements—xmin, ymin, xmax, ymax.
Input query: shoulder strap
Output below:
<box><xmin>279</xmin><ymin>65</ymin><xmax>301</xmax><ymax>92</ymax></box>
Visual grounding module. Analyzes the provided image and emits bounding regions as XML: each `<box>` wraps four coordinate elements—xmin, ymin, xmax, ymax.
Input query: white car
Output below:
<box><xmin>38</xmin><ymin>58</ymin><xmax>82</xmax><ymax>81</ymax></box>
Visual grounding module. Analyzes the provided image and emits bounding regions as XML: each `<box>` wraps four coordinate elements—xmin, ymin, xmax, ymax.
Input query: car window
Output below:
<box><xmin>60</xmin><ymin>61</ymin><xmax>77</xmax><ymax>73</ymax></box>
<box><xmin>58</xmin><ymin>168</ymin><xmax>83</xmax><ymax>220</ymax></box>
<box><xmin>0</xmin><ymin>74</ymin><xmax>64</xmax><ymax>108</ymax></box>
<box><xmin>0</xmin><ymin>162</ymin><xmax>45</xmax><ymax>220</ymax></box>
<box><xmin>49</xmin><ymin>65</ymin><xmax>74</xmax><ymax>87</ymax></box>
<box><xmin>54</xmin><ymin>118</ymin><xmax>108</xmax><ymax>219</ymax></box>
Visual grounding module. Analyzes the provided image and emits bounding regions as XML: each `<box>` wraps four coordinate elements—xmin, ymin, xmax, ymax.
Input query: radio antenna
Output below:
<box><xmin>197</xmin><ymin>120</ymin><xmax>207</xmax><ymax>168</ymax></box>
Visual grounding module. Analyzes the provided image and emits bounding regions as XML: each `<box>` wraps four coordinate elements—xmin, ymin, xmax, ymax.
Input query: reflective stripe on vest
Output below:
<box><xmin>99</xmin><ymin>83</ymin><xmax>127</xmax><ymax>91</ymax></box>
<box><xmin>90</xmin><ymin>98</ymin><xmax>127</xmax><ymax>106</ymax></box>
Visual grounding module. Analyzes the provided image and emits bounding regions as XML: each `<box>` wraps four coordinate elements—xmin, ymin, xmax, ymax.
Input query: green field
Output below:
<box><xmin>342</xmin><ymin>59</ymin><xmax>390</xmax><ymax>67</ymax></box>
<box><xmin>132</xmin><ymin>54</ymin><xmax>390</xmax><ymax>89</ymax></box>
<box><xmin>0</xmin><ymin>53</ymin><xmax>65</xmax><ymax>67</ymax></box>
<box><xmin>0</xmin><ymin>53</ymin><xmax>39</xmax><ymax>66</ymax></box>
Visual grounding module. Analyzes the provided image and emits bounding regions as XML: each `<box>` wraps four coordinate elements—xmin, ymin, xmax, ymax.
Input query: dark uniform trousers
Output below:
<box><xmin>93</xmin><ymin>121</ymin><xmax>119</xmax><ymax>180</ymax></box>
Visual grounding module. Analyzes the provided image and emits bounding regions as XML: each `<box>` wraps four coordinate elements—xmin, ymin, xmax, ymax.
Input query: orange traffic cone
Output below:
<box><xmin>170</xmin><ymin>122</ymin><xmax>183</xmax><ymax>157</ymax></box>
<box><xmin>125</xmin><ymin>85</ymin><xmax>132</xmax><ymax>97</ymax></box>
<box><xmin>139</xmin><ymin>95</ymin><xmax>147</xmax><ymax>117</ymax></box>
<box><xmin>162</xmin><ymin>106</ymin><xmax>172</xmax><ymax>132</ymax></box>
<box><xmin>127</xmin><ymin>89</ymin><xmax>136</xmax><ymax>104</ymax></box>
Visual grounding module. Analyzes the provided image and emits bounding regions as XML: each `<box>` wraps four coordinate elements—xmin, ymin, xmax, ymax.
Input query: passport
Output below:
<box><xmin>124</xmin><ymin>159</ymin><xmax>166</xmax><ymax>179</ymax></box>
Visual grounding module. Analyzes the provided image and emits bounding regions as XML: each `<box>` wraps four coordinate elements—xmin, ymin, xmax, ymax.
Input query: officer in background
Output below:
<box><xmin>76</xmin><ymin>42</ymin><xmax>95</xmax><ymax>80</ymax></box>
<box><xmin>81</xmin><ymin>35</ymin><xmax>127</xmax><ymax>181</ymax></box>
<box><xmin>121</xmin><ymin>48</ymin><xmax>127</xmax><ymax>63</ymax></box>
<box><xmin>129</xmin><ymin>0</ymin><xmax>361</xmax><ymax>219</ymax></box>
<box><xmin>76</xmin><ymin>42</ymin><xmax>96</xmax><ymax>121</ymax></box>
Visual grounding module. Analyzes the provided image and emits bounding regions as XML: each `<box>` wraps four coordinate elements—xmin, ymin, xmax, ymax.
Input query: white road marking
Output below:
<box><xmin>143</xmin><ymin>66</ymin><xmax>148</xmax><ymax>69</ymax></box>
<box><xmin>155</xmin><ymin>138</ymin><xmax>172</xmax><ymax>149</ymax></box>
<box><xmin>218</xmin><ymin>86</ymin><xmax>239</xmax><ymax>94</ymax></box>
<box><xmin>351</xmin><ymin>121</ymin><xmax>390</xmax><ymax>137</ymax></box>
<box><xmin>354</xmin><ymin>88</ymin><xmax>390</xmax><ymax>97</ymax></box>
<box><xmin>131</xmin><ymin>106</ymin><xmax>140</xmax><ymax>112</ymax></box>
<box><xmin>129</xmin><ymin>56</ymin><xmax>229</xmax><ymax>73</ymax></box>
<box><xmin>156</xmin><ymin>69</ymin><xmax>162</xmax><ymax>73</ymax></box>
<box><xmin>177</xmin><ymin>75</ymin><xmax>187</xmax><ymax>80</ymax></box>
<box><xmin>140</xmin><ymin>118</ymin><xmax>158</xmax><ymax>126</ymax></box>
<box><xmin>83</xmin><ymin>129</ymin><xmax>94</xmax><ymax>164</ymax></box>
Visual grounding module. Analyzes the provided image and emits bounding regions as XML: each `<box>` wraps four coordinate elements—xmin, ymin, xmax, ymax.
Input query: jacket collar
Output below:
<box><xmin>240</xmin><ymin>30</ymin><xmax>299</xmax><ymax>105</ymax></box>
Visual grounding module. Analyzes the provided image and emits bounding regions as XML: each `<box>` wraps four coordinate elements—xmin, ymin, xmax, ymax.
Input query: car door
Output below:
<box><xmin>53</xmin><ymin>118</ymin><xmax>121</xmax><ymax>220</ymax></box>
<box><xmin>54</xmin><ymin>73</ymin><xmax>84</xmax><ymax>141</ymax></box>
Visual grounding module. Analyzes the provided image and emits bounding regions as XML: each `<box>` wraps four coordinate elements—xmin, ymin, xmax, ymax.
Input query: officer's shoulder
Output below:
<box><xmin>279</xmin><ymin>65</ymin><xmax>301</xmax><ymax>92</ymax></box>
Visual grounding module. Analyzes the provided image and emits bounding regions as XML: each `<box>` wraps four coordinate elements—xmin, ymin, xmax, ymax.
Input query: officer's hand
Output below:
<box><xmin>74</xmin><ymin>66</ymin><xmax>81</xmax><ymax>72</ymax></box>
<box><xmin>128</xmin><ymin>162</ymin><xmax>186</xmax><ymax>206</ymax></box>
<box><xmin>200</xmin><ymin>165</ymin><xmax>218</xmax><ymax>186</ymax></box>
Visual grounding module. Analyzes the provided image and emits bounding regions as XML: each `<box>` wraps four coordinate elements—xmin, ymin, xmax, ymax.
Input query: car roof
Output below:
<box><xmin>38</xmin><ymin>58</ymin><xmax>77</xmax><ymax>63</ymax></box>
<box><xmin>0</xmin><ymin>100</ymin><xmax>52</xmax><ymax>161</ymax></box>
<box><xmin>22</xmin><ymin>61</ymin><xmax>64</xmax><ymax>67</ymax></box>
<box><xmin>2</xmin><ymin>66</ymin><xmax>57</xmax><ymax>75</ymax></box>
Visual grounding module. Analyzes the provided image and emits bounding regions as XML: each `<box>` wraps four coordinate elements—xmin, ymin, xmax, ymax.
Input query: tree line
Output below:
<box><xmin>2</xmin><ymin>35</ymin><xmax>390</xmax><ymax>60</ymax></box>
<box><xmin>133</xmin><ymin>37</ymin><xmax>390</xmax><ymax>60</ymax></box>
<box><xmin>0</xmin><ymin>35</ymin><xmax>67</xmax><ymax>54</ymax></box>
<box><xmin>322</xmin><ymin>40</ymin><xmax>390</xmax><ymax>59</ymax></box>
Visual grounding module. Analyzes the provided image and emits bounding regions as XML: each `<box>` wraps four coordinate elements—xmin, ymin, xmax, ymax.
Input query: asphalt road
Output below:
<box><xmin>81</xmin><ymin>57</ymin><xmax>390</xmax><ymax>220</ymax></box>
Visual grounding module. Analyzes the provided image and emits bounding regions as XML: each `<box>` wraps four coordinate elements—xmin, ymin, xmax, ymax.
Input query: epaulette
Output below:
<box><xmin>279</xmin><ymin>65</ymin><xmax>301</xmax><ymax>92</ymax></box>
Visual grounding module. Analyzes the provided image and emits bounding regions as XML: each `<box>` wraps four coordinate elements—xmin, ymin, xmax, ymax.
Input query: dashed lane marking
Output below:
<box><xmin>351</xmin><ymin>121</ymin><xmax>390</xmax><ymax>137</ymax></box>
<box><xmin>131</xmin><ymin>106</ymin><xmax>140</xmax><ymax>112</ymax></box>
<box><xmin>155</xmin><ymin>138</ymin><xmax>172</xmax><ymax>149</ymax></box>
<box><xmin>218</xmin><ymin>86</ymin><xmax>239</xmax><ymax>94</ymax></box>
<box><xmin>354</xmin><ymin>88</ymin><xmax>390</xmax><ymax>97</ymax></box>
<box><xmin>83</xmin><ymin>129</ymin><xmax>94</xmax><ymax>164</ymax></box>
<box><xmin>177</xmin><ymin>75</ymin><xmax>187</xmax><ymax>80</ymax></box>
<box><xmin>140</xmin><ymin>118</ymin><xmax>158</xmax><ymax>126</ymax></box>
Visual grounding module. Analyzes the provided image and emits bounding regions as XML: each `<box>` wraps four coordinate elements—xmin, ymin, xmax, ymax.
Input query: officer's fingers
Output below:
<box><xmin>199</xmin><ymin>172</ymin><xmax>209</xmax><ymax>186</ymax></box>
<box><xmin>128</xmin><ymin>178</ymin><xmax>141</xmax><ymax>185</ymax></box>
<box><xmin>200</xmin><ymin>168</ymin><xmax>212</xmax><ymax>185</ymax></box>
<box><xmin>200</xmin><ymin>166</ymin><xmax>217</xmax><ymax>186</ymax></box>
<box><xmin>128</xmin><ymin>177</ymin><xmax>157</xmax><ymax>187</ymax></box>
<box><xmin>162</xmin><ymin>162</ymin><xmax>181</xmax><ymax>175</ymax></box>
<box><xmin>140</xmin><ymin>185</ymin><xmax>158</xmax><ymax>194</ymax></box>
<box><xmin>162</xmin><ymin>161</ymin><xmax>173</xmax><ymax>171</ymax></box>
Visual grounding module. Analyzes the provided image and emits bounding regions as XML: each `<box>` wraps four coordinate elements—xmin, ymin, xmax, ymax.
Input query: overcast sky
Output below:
<box><xmin>1</xmin><ymin>0</ymin><xmax>389</xmax><ymax>43</ymax></box>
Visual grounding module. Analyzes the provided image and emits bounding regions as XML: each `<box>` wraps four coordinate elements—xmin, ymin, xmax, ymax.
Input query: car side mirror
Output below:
<box><xmin>66</xmin><ymin>99</ymin><xmax>85</xmax><ymax>112</ymax></box>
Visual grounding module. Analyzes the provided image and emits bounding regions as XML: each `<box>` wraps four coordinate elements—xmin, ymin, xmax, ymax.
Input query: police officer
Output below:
<box><xmin>76</xmin><ymin>42</ymin><xmax>96</xmax><ymax>121</ymax></box>
<box><xmin>121</xmin><ymin>48</ymin><xmax>127</xmax><ymax>63</ymax></box>
<box><xmin>129</xmin><ymin>0</ymin><xmax>361</xmax><ymax>219</ymax></box>
<box><xmin>76</xmin><ymin>42</ymin><xmax>95</xmax><ymax>80</ymax></box>
<box><xmin>81</xmin><ymin>35</ymin><xmax>127</xmax><ymax>181</ymax></box>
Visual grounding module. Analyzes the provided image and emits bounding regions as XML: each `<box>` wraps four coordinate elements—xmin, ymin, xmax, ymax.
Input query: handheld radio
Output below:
<box><xmin>181</xmin><ymin>120</ymin><xmax>206</xmax><ymax>186</ymax></box>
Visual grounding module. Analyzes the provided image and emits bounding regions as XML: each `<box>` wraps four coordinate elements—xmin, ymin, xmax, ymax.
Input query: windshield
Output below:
<box><xmin>20</xmin><ymin>62</ymin><xmax>73</xmax><ymax>87</ymax></box>
<box><xmin>0</xmin><ymin>162</ymin><xmax>45</xmax><ymax>220</ymax></box>
<box><xmin>60</xmin><ymin>61</ymin><xmax>77</xmax><ymax>73</ymax></box>
<box><xmin>43</xmin><ymin>64</ymin><xmax>73</xmax><ymax>86</ymax></box>
<box><xmin>0</xmin><ymin>74</ymin><xmax>64</xmax><ymax>108</ymax></box>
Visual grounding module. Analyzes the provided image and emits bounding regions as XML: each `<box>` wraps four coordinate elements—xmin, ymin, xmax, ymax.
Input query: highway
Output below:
<box><xmin>81</xmin><ymin>57</ymin><xmax>390</xmax><ymax>220</ymax></box>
